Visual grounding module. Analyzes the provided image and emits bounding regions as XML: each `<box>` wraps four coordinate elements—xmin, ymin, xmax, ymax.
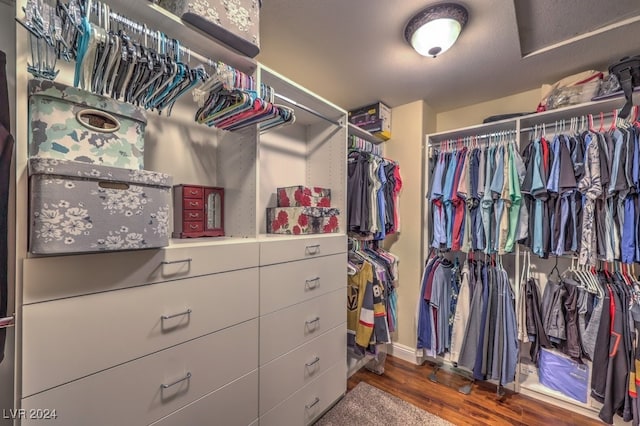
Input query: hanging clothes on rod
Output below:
<box><xmin>347</xmin><ymin>143</ymin><xmax>401</xmax><ymax>240</ymax></box>
<box><xmin>427</xmin><ymin>132</ymin><xmax>527</xmax><ymax>254</ymax></box>
<box><xmin>519</xmin><ymin>251</ymin><xmax>640</xmax><ymax>424</ymax></box>
<box><xmin>347</xmin><ymin>238</ymin><xmax>397</xmax><ymax>357</ymax></box>
<box><xmin>454</xmin><ymin>255</ymin><xmax>518</xmax><ymax>386</ymax></box>
<box><xmin>417</xmin><ymin>252</ymin><xmax>519</xmax><ymax>388</ymax></box>
<box><xmin>519</xmin><ymin>107</ymin><xmax>640</xmax><ymax>265</ymax></box>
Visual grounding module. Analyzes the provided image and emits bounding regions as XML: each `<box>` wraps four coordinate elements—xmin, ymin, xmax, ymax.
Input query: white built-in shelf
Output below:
<box><xmin>428</xmin><ymin>91</ymin><xmax>639</xmax><ymax>145</ymax></box>
<box><xmin>518</xmin><ymin>93</ymin><xmax>638</xmax><ymax>129</ymax></box>
<box><xmin>347</xmin><ymin>123</ymin><xmax>385</xmax><ymax>144</ymax></box>
<box><xmin>259</xmin><ymin>64</ymin><xmax>345</xmax><ymax>127</ymax></box>
<box><xmin>107</xmin><ymin>0</ymin><xmax>257</xmax><ymax>74</ymax></box>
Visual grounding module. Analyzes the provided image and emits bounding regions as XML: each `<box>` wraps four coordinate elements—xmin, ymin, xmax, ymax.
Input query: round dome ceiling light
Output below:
<box><xmin>404</xmin><ymin>3</ymin><xmax>469</xmax><ymax>58</ymax></box>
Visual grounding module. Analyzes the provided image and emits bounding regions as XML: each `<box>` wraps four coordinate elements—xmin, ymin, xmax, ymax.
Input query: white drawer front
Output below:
<box><xmin>259</xmin><ymin>235</ymin><xmax>346</xmax><ymax>266</ymax></box>
<box><xmin>260</xmin><ymin>253</ymin><xmax>346</xmax><ymax>314</ymax></box>
<box><xmin>22</xmin><ymin>268</ymin><xmax>259</xmax><ymax>397</ymax></box>
<box><xmin>23</xmin><ymin>240</ymin><xmax>260</xmax><ymax>303</ymax></box>
<box><xmin>260</xmin><ymin>323</ymin><xmax>346</xmax><ymax>415</ymax></box>
<box><xmin>260</xmin><ymin>288</ymin><xmax>345</xmax><ymax>365</ymax></box>
<box><xmin>21</xmin><ymin>320</ymin><xmax>258</xmax><ymax>426</ymax></box>
<box><xmin>149</xmin><ymin>371</ymin><xmax>258</xmax><ymax>426</ymax></box>
<box><xmin>260</xmin><ymin>361</ymin><xmax>346</xmax><ymax>426</ymax></box>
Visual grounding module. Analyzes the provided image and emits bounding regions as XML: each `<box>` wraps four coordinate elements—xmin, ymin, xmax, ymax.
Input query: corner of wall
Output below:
<box><xmin>382</xmin><ymin>100</ymin><xmax>436</xmax><ymax>350</ymax></box>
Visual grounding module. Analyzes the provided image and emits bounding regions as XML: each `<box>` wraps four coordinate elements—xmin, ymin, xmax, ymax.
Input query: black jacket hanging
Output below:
<box><xmin>525</xmin><ymin>277</ymin><xmax>551</xmax><ymax>365</ymax></box>
<box><xmin>0</xmin><ymin>50</ymin><xmax>13</xmax><ymax>364</ymax></box>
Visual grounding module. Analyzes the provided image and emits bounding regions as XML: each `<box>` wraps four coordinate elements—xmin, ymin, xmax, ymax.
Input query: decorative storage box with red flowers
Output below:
<box><xmin>277</xmin><ymin>185</ymin><xmax>331</xmax><ymax>208</ymax></box>
<box><xmin>267</xmin><ymin>206</ymin><xmax>340</xmax><ymax>235</ymax></box>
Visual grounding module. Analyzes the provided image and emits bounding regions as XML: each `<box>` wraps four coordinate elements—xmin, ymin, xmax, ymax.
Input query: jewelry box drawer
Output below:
<box><xmin>181</xmin><ymin>185</ymin><xmax>204</xmax><ymax>199</ymax></box>
<box><xmin>21</xmin><ymin>319</ymin><xmax>259</xmax><ymax>426</ymax></box>
<box><xmin>23</xmin><ymin>240</ymin><xmax>260</xmax><ymax>303</ymax></box>
<box><xmin>149</xmin><ymin>371</ymin><xmax>258</xmax><ymax>426</ymax></box>
<box><xmin>22</xmin><ymin>267</ymin><xmax>259</xmax><ymax>397</ymax></box>
<box><xmin>260</xmin><ymin>253</ymin><xmax>346</xmax><ymax>314</ymax></box>
<box><xmin>183</xmin><ymin>198</ymin><xmax>204</xmax><ymax>210</ymax></box>
<box><xmin>259</xmin><ymin>234</ymin><xmax>346</xmax><ymax>266</ymax></box>
<box><xmin>260</xmin><ymin>287</ymin><xmax>345</xmax><ymax>365</ymax></box>
<box><xmin>184</xmin><ymin>210</ymin><xmax>204</xmax><ymax>221</ymax></box>
<box><xmin>183</xmin><ymin>221</ymin><xmax>204</xmax><ymax>233</ymax></box>
<box><xmin>260</xmin><ymin>323</ymin><xmax>346</xmax><ymax>415</ymax></box>
<box><xmin>259</xmin><ymin>361</ymin><xmax>346</xmax><ymax>426</ymax></box>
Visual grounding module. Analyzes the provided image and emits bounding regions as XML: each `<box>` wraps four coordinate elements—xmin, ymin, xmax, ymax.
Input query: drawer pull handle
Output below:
<box><xmin>189</xmin><ymin>201</ymin><xmax>199</xmax><ymax>207</ymax></box>
<box><xmin>305</xmin><ymin>397</ymin><xmax>320</xmax><ymax>410</ymax></box>
<box><xmin>305</xmin><ymin>356</ymin><xmax>320</xmax><ymax>367</ymax></box>
<box><xmin>305</xmin><ymin>317</ymin><xmax>320</xmax><ymax>326</ymax></box>
<box><xmin>189</xmin><ymin>190</ymin><xmax>199</xmax><ymax>195</ymax></box>
<box><xmin>188</xmin><ymin>213</ymin><xmax>199</xmax><ymax>218</ymax></box>
<box><xmin>305</xmin><ymin>244</ymin><xmax>320</xmax><ymax>255</ymax></box>
<box><xmin>305</xmin><ymin>277</ymin><xmax>320</xmax><ymax>289</ymax></box>
<box><xmin>161</xmin><ymin>372</ymin><xmax>192</xmax><ymax>389</ymax></box>
<box><xmin>161</xmin><ymin>308</ymin><xmax>192</xmax><ymax>320</ymax></box>
<box><xmin>161</xmin><ymin>258</ymin><xmax>193</xmax><ymax>265</ymax></box>
<box><xmin>189</xmin><ymin>224</ymin><xmax>199</xmax><ymax>230</ymax></box>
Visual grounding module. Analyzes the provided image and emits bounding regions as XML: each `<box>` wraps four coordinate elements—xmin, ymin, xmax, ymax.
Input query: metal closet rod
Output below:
<box><xmin>429</xmin><ymin>130</ymin><xmax>517</xmax><ymax>146</ymax></box>
<box><xmin>0</xmin><ymin>315</ymin><xmax>14</xmax><ymax>329</ymax></box>
<box><xmin>519</xmin><ymin>109</ymin><xmax>632</xmax><ymax>133</ymax></box>
<box><xmin>274</xmin><ymin>93</ymin><xmax>342</xmax><ymax>127</ymax></box>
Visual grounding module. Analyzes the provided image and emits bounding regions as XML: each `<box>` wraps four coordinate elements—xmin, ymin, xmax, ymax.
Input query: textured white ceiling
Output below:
<box><xmin>257</xmin><ymin>0</ymin><xmax>640</xmax><ymax>112</ymax></box>
<box><xmin>515</xmin><ymin>0</ymin><xmax>640</xmax><ymax>55</ymax></box>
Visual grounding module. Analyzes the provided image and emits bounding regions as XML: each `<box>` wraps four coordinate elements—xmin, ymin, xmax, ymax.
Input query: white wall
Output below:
<box><xmin>436</xmin><ymin>88</ymin><xmax>541</xmax><ymax>132</ymax></box>
<box><xmin>382</xmin><ymin>100</ymin><xmax>435</xmax><ymax>350</ymax></box>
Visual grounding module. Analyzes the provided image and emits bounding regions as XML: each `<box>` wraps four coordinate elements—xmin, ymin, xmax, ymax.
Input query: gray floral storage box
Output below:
<box><xmin>28</xmin><ymin>158</ymin><xmax>172</xmax><ymax>255</ymax></box>
<box><xmin>28</xmin><ymin>79</ymin><xmax>147</xmax><ymax>170</ymax></box>
<box><xmin>156</xmin><ymin>0</ymin><xmax>261</xmax><ymax>58</ymax></box>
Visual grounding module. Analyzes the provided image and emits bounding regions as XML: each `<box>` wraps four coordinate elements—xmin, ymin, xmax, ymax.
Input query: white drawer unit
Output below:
<box><xmin>149</xmin><ymin>371</ymin><xmax>258</xmax><ymax>426</ymax></box>
<box><xmin>21</xmin><ymin>319</ymin><xmax>259</xmax><ymax>426</ymax></box>
<box><xmin>260</xmin><ymin>253</ymin><xmax>346</xmax><ymax>315</ymax></box>
<box><xmin>260</xmin><ymin>287</ymin><xmax>346</xmax><ymax>365</ymax></box>
<box><xmin>260</xmin><ymin>323</ymin><xmax>346</xmax><ymax>415</ymax></box>
<box><xmin>259</xmin><ymin>361</ymin><xmax>347</xmax><ymax>426</ymax></box>
<box><xmin>22</xmin><ymin>268</ymin><xmax>259</xmax><ymax>397</ymax></box>
<box><xmin>22</xmin><ymin>240</ymin><xmax>260</xmax><ymax>303</ymax></box>
<box><xmin>259</xmin><ymin>234</ymin><xmax>346</xmax><ymax>266</ymax></box>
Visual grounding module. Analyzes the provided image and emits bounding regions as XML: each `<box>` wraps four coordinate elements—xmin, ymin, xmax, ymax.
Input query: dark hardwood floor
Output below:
<box><xmin>348</xmin><ymin>355</ymin><xmax>603</xmax><ymax>426</ymax></box>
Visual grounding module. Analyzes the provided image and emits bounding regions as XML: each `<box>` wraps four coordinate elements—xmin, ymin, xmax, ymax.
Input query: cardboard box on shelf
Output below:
<box><xmin>348</xmin><ymin>102</ymin><xmax>391</xmax><ymax>140</ymax></box>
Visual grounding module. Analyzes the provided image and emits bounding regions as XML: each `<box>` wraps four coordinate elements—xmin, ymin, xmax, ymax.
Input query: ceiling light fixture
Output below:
<box><xmin>404</xmin><ymin>3</ymin><xmax>468</xmax><ymax>58</ymax></box>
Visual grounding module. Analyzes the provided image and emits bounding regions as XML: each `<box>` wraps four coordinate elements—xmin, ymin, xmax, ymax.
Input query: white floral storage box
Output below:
<box><xmin>156</xmin><ymin>0</ymin><xmax>261</xmax><ymax>58</ymax></box>
<box><xmin>28</xmin><ymin>79</ymin><xmax>147</xmax><ymax>170</ymax></box>
<box><xmin>28</xmin><ymin>158</ymin><xmax>172</xmax><ymax>255</ymax></box>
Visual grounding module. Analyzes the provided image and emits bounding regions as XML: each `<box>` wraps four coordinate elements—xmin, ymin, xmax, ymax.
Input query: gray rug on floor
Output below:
<box><xmin>313</xmin><ymin>382</ymin><xmax>454</xmax><ymax>426</ymax></box>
